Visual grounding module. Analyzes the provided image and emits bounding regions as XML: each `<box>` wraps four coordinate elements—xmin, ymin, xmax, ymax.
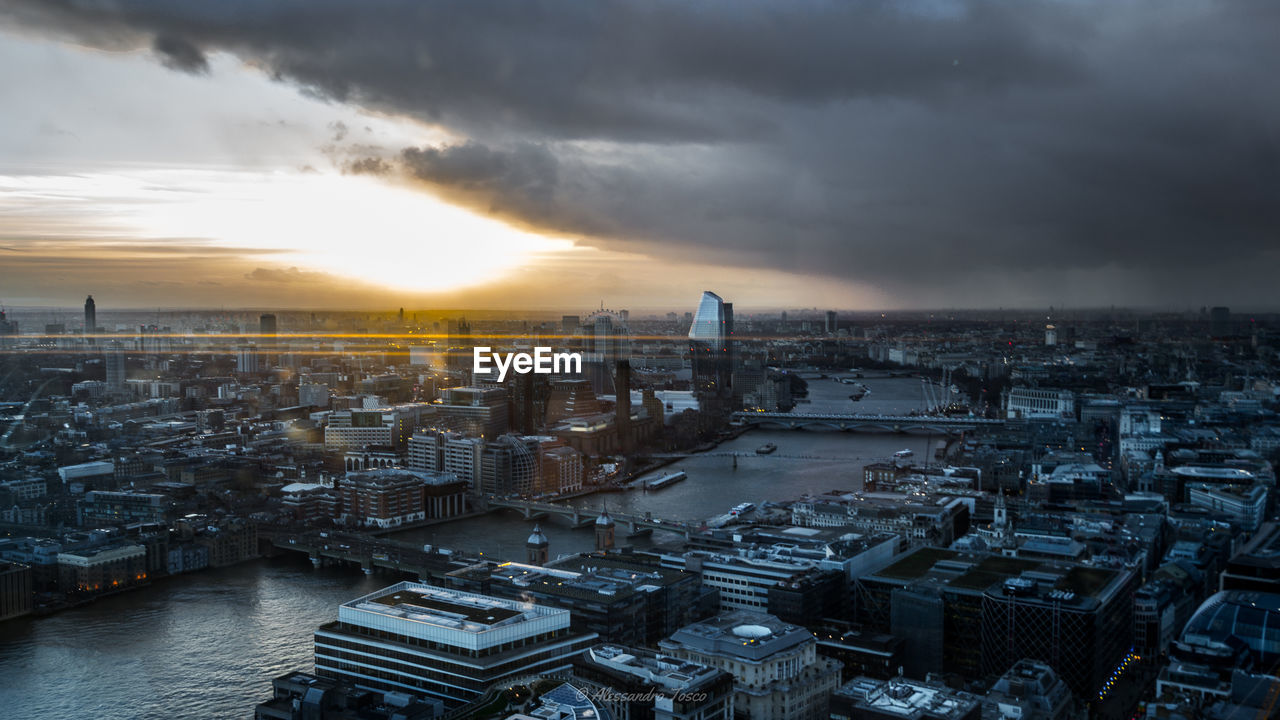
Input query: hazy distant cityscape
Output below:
<box><xmin>0</xmin><ymin>295</ymin><xmax>1277</xmax><ymax>720</ymax></box>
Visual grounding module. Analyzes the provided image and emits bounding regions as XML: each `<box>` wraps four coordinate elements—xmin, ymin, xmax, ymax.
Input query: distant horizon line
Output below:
<box><xmin>3</xmin><ymin>303</ymin><xmax>1276</xmax><ymax>316</ymax></box>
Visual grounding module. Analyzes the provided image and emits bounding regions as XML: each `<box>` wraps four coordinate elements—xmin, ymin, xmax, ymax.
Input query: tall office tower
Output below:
<box><xmin>84</xmin><ymin>295</ymin><xmax>96</xmax><ymax>344</ymax></box>
<box><xmin>615</xmin><ymin>360</ymin><xmax>633</xmax><ymax>452</ymax></box>
<box><xmin>722</xmin><ymin>302</ymin><xmax>734</xmax><ymax>355</ymax></box>
<box><xmin>258</xmin><ymin>313</ymin><xmax>278</xmax><ymax>368</ymax></box>
<box><xmin>314</xmin><ymin>582</ymin><xmax>596</xmax><ymax>710</ymax></box>
<box><xmin>236</xmin><ymin>345</ymin><xmax>259</xmax><ymax>375</ymax></box>
<box><xmin>825</xmin><ymin>310</ymin><xmax>837</xmax><ymax>334</ymax></box>
<box><xmin>689</xmin><ymin>291</ymin><xmax>732</xmax><ymax>394</ymax></box>
<box><xmin>1209</xmin><ymin>306</ymin><xmax>1231</xmax><ymax>337</ymax></box>
<box><xmin>509</xmin><ymin>372</ymin><xmax>549</xmax><ymax>434</ymax></box>
<box><xmin>105</xmin><ymin>341</ymin><xmax>126</xmax><ymax>389</ymax></box>
<box><xmin>442</xmin><ymin>435</ymin><xmax>484</xmax><ymax>490</ymax></box>
<box><xmin>445</xmin><ymin>317</ymin><xmax>471</xmax><ymax>373</ymax></box>
<box><xmin>561</xmin><ymin>314</ymin><xmax>580</xmax><ymax>334</ymax></box>
<box><xmin>0</xmin><ymin>309</ymin><xmax>17</xmax><ymax>350</ymax></box>
<box><xmin>583</xmin><ymin>310</ymin><xmax>628</xmax><ymax>395</ymax></box>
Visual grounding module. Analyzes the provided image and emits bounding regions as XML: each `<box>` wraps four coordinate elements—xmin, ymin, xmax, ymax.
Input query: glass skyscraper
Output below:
<box><xmin>689</xmin><ymin>291</ymin><xmax>733</xmax><ymax>393</ymax></box>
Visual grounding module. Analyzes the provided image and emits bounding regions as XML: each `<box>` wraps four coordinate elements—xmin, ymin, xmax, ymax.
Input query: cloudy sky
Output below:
<box><xmin>1</xmin><ymin>1</ymin><xmax>1277</xmax><ymax>312</ymax></box>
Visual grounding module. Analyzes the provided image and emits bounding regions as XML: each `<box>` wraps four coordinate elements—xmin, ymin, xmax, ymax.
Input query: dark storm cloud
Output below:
<box><xmin>152</xmin><ymin>33</ymin><xmax>208</xmax><ymax>74</ymax></box>
<box><xmin>5</xmin><ymin>0</ymin><xmax>1280</xmax><ymax>306</ymax></box>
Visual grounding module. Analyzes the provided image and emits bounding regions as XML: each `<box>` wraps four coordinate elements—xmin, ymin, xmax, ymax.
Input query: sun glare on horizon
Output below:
<box><xmin>4</xmin><ymin>168</ymin><xmax>578</xmax><ymax>295</ymax></box>
<box><xmin>140</xmin><ymin>170</ymin><xmax>578</xmax><ymax>293</ymax></box>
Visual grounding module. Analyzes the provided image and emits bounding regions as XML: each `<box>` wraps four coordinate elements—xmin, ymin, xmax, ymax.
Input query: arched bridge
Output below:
<box><xmin>485</xmin><ymin>497</ymin><xmax>696</xmax><ymax>538</ymax></box>
<box><xmin>732</xmin><ymin>411</ymin><xmax>1005</xmax><ymax>433</ymax></box>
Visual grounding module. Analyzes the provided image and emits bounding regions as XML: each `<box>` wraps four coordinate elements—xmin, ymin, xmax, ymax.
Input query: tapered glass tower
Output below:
<box><xmin>689</xmin><ymin>291</ymin><xmax>732</xmax><ymax>393</ymax></box>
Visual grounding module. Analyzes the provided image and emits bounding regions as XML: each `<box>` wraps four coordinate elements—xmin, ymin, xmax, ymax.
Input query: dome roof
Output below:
<box><xmin>526</xmin><ymin>523</ymin><xmax>549</xmax><ymax>546</ymax></box>
<box><xmin>1176</xmin><ymin>590</ymin><xmax>1280</xmax><ymax>667</ymax></box>
<box><xmin>731</xmin><ymin>624</ymin><xmax>773</xmax><ymax>639</ymax></box>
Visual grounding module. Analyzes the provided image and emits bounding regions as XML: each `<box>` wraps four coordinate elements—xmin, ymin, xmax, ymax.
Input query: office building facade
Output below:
<box><xmin>314</xmin><ymin>582</ymin><xmax>597</xmax><ymax>709</ymax></box>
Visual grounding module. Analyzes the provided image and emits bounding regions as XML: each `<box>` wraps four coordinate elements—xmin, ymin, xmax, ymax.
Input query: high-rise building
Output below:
<box><xmin>105</xmin><ymin>341</ymin><xmax>126</xmax><ymax>390</ymax></box>
<box><xmin>408</xmin><ymin>429</ymin><xmax>450</xmax><ymax>473</ymax></box>
<box><xmin>236</xmin><ymin>345</ymin><xmax>259</xmax><ymax>374</ymax></box>
<box><xmin>479</xmin><ymin>434</ymin><xmax>540</xmax><ymax>496</ymax></box>
<box><xmin>1209</xmin><ymin>306</ymin><xmax>1231</xmax><ymax>337</ymax></box>
<box><xmin>0</xmin><ymin>309</ymin><xmax>18</xmax><ymax>349</ymax></box>
<box><xmin>615</xmin><ymin>359</ymin><xmax>633</xmax><ymax>452</ymax></box>
<box><xmin>258</xmin><ymin>313</ymin><xmax>277</xmax><ymax>364</ymax></box>
<box><xmin>446</xmin><ymin>317</ymin><xmax>470</xmax><ymax>372</ymax></box>
<box><xmin>442</xmin><ymin>435</ymin><xmax>484</xmax><ymax>490</ymax></box>
<box><xmin>858</xmin><ymin>547</ymin><xmax>1139</xmax><ymax>700</ymax></box>
<box><xmin>430</xmin><ymin>386</ymin><xmax>509</xmax><ymax>438</ymax></box>
<box><xmin>583</xmin><ymin>309</ymin><xmax>629</xmax><ymax>395</ymax></box>
<box><xmin>825</xmin><ymin>310</ymin><xmax>837</xmax><ymax>334</ymax></box>
<box><xmin>84</xmin><ymin>295</ymin><xmax>96</xmax><ymax>343</ymax></box>
<box><xmin>313</xmin><ymin>582</ymin><xmax>597</xmax><ymax>710</ymax></box>
<box><xmin>689</xmin><ymin>291</ymin><xmax>733</xmax><ymax>394</ymax></box>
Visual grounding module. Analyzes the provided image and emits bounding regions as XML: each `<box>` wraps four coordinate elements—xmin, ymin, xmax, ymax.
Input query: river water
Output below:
<box><xmin>0</xmin><ymin>375</ymin><xmax>933</xmax><ymax>718</ymax></box>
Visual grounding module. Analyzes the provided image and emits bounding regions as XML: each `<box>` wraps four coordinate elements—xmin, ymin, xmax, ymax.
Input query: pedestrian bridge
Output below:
<box><xmin>731</xmin><ymin>411</ymin><xmax>1005</xmax><ymax>433</ymax></box>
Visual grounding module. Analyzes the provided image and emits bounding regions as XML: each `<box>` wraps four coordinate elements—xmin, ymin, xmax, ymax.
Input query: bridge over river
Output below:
<box><xmin>731</xmin><ymin>411</ymin><xmax>1007</xmax><ymax>433</ymax></box>
<box><xmin>484</xmin><ymin>497</ymin><xmax>696</xmax><ymax>538</ymax></box>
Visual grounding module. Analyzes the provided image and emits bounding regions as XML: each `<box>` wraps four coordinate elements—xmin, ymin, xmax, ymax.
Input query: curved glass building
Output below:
<box><xmin>689</xmin><ymin>291</ymin><xmax>733</xmax><ymax>393</ymax></box>
<box><xmin>1173</xmin><ymin>590</ymin><xmax>1280</xmax><ymax>670</ymax></box>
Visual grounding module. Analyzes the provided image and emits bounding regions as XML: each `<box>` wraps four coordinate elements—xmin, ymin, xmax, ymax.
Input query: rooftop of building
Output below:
<box><xmin>585</xmin><ymin>644</ymin><xmax>724</xmax><ymax>691</ymax></box>
<box><xmin>487</xmin><ymin>557</ymin><xmax>682</xmax><ymax>602</ymax></box>
<box><xmin>340</xmin><ymin>582</ymin><xmax>569</xmax><ymax>642</ymax></box>
<box><xmin>1171</xmin><ymin>465</ymin><xmax>1256</xmax><ymax>481</ymax></box>
<box><xmin>833</xmin><ymin>676</ymin><xmax>980</xmax><ymax>719</ymax></box>
<box><xmin>343</xmin><ymin>467</ymin><xmax>460</xmax><ymax>486</ymax></box>
<box><xmin>867</xmin><ymin>546</ymin><xmax>1126</xmax><ymax>605</ymax></box>
<box><xmin>662</xmin><ymin>610</ymin><xmax>811</xmax><ymax>661</ymax></box>
<box><xmin>1227</xmin><ymin>522</ymin><xmax>1280</xmax><ymax>570</ymax></box>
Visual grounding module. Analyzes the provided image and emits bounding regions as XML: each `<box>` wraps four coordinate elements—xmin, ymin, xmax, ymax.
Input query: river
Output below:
<box><xmin>0</xmin><ymin>375</ymin><xmax>935</xmax><ymax>718</ymax></box>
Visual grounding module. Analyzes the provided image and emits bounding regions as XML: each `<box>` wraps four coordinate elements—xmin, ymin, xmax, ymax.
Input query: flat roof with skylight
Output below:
<box><xmin>339</xmin><ymin>581</ymin><xmax>570</xmax><ymax>651</ymax></box>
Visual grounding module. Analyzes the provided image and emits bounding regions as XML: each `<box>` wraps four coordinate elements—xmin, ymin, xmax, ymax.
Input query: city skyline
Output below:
<box><xmin>2</xmin><ymin>1</ymin><xmax>1279</xmax><ymax>310</ymax></box>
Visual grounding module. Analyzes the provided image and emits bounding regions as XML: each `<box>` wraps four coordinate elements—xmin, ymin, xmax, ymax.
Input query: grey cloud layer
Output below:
<box><xmin>5</xmin><ymin>0</ymin><xmax>1279</xmax><ymax>307</ymax></box>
